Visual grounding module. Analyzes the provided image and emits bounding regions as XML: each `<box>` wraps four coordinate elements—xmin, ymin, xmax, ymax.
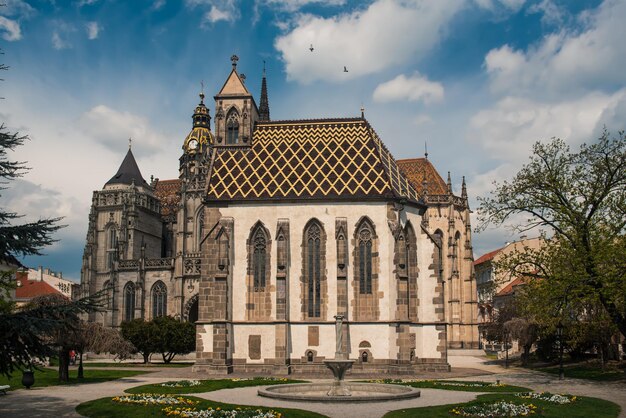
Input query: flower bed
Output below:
<box><xmin>451</xmin><ymin>401</ymin><xmax>537</xmax><ymax>417</ymax></box>
<box><xmin>163</xmin><ymin>406</ymin><xmax>282</xmax><ymax>417</ymax></box>
<box><xmin>161</xmin><ymin>380</ymin><xmax>202</xmax><ymax>388</ymax></box>
<box><xmin>112</xmin><ymin>393</ymin><xmax>198</xmax><ymax>406</ymax></box>
<box><xmin>367</xmin><ymin>379</ymin><xmax>504</xmax><ymax>388</ymax></box>
<box><xmin>515</xmin><ymin>392</ymin><xmax>576</xmax><ymax>404</ymax></box>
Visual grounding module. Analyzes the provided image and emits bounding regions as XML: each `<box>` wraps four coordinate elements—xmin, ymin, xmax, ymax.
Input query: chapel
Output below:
<box><xmin>80</xmin><ymin>56</ymin><xmax>478</xmax><ymax>374</ymax></box>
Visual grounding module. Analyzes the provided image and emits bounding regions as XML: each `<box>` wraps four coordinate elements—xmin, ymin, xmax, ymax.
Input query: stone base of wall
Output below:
<box><xmin>448</xmin><ymin>341</ymin><xmax>480</xmax><ymax>349</ymax></box>
<box><xmin>193</xmin><ymin>358</ymin><xmax>450</xmax><ymax>375</ymax></box>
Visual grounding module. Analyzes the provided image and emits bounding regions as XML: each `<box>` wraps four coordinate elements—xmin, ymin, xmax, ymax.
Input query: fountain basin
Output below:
<box><xmin>258</xmin><ymin>382</ymin><xmax>421</xmax><ymax>403</ymax></box>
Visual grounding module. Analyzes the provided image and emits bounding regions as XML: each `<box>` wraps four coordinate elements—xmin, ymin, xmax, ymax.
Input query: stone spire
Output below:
<box><xmin>106</xmin><ymin>148</ymin><xmax>148</xmax><ymax>187</ymax></box>
<box><xmin>461</xmin><ymin>176</ymin><xmax>467</xmax><ymax>200</ymax></box>
<box><xmin>447</xmin><ymin>171</ymin><xmax>452</xmax><ymax>195</ymax></box>
<box><xmin>258</xmin><ymin>61</ymin><xmax>270</xmax><ymax>121</ymax></box>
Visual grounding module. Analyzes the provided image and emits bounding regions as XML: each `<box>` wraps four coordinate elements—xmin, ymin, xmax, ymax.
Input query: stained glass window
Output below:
<box><xmin>226</xmin><ymin>110</ymin><xmax>239</xmax><ymax>144</ymax></box>
<box><xmin>253</xmin><ymin>228</ymin><xmax>267</xmax><ymax>290</ymax></box>
<box><xmin>357</xmin><ymin>223</ymin><xmax>373</xmax><ymax>294</ymax></box>
<box><xmin>305</xmin><ymin>222</ymin><xmax>322</xmax><ymax>317</ymax></box>
<box><xmin>124</xmin><ymin>282</ymin><xmax>135</xmax><ymax>322</ymax></box>
<box><xmin>152</xmin><ymin>281</ymin><xmax>167</xmax><ymax>318</ymax></box>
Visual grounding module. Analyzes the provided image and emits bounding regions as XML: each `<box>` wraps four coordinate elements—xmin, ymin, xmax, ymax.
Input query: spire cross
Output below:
<box><xmin>231</xmin><ymin>54</ymin><xmax>239</xmax><ymax>69</ymax></box>
<box><xmin>200</xmin><ymin>80</ymin><xmax>205</xmax><ymax>103</ymax></box>
<box><xmin>128</xmin><ymin>137</ymin><xmax>132</xmax><ymax>149</ymax></box>
<box><xmin>425</xmin><ymin>141</ymin><xmax>428</xmax><ymax>159</ymax></box>
<box><xmin>263</xmin><ymin>60</ymin><xmax>266</xmax><ymax>76</ymax></box>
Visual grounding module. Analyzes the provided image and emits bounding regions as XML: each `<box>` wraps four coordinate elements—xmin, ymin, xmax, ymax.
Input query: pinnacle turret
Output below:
<box><xmin>258</xmin><ymin>62</ymin><xmax>270</xmax><ymax>121</ymax></box>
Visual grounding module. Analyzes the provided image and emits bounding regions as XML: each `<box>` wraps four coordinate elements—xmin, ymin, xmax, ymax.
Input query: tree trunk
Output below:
<box><xmin>58</xmin><ymin>348</ymin><xmax>70</xmax><ymax>382</ymax></box>
<box><xmin>77</xmin><ymin>352</ymin><xmax>84</xmax><ymax>379</ymax></box>
<box><xmin>143</xmin><ymin>352</ymin><xmax>149</xmax><ymax>364</ymax></box>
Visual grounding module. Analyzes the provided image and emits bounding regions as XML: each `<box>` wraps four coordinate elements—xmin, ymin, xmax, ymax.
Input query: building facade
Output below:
<box><xmin>80</xmin><ymin>57</ymin><xmax>478</xmax><ymax>374</ymax></box>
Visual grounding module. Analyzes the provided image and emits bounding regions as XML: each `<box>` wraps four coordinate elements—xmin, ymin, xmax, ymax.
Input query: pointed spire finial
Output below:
<box><xmin>263</xmin><ymin>60</ymin><xmax>266</xmax><ymax>77</ymax></box>
<box><xmin>128</xmin><ymin>137</ymin><xmax>132</xmax><ymax>150</ymax></box>
<box><xmin>200</xmin><ymin>80</ymin><xmax>205</xmax><ymax>104</ymax></box>
<box><xmin>259</xmin><ymin>62</ymin><xmax>270</xmax><ymax>121</ymax></box>
<box><xmin>462</xmin><ymin>176</ymin><xmax>468</xmax><ymax>199</ymax></box>
<box><xmin>447</xmin><ymin>171</ymin><xmax>452</xmax><ymax>194</ymax></box>
<box><xmin>425</xmin><ymin>141</ymin><xmax>428</xmax><ymax>159</ymax></box>
<box><xmin>360</xmin><ymin>103</ymin><xmax>365</xmax><ymax>119</ymax></box>
<box><xmin>231</xmin><ymin>54</ymin><xmax>239</xmax><ymax>69</ymax></box>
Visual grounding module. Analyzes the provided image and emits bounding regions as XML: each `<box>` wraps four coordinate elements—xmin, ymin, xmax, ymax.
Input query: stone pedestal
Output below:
<box><xmin>324</xmin><ymin>359</ymin><xmax>355</xmax><ymax>396</ymax></box>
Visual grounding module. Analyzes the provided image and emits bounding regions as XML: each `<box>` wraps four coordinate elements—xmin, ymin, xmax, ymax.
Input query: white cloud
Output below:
<box><xmin>527</xmin><ymin>0</ymin><xmax>565</xmax><ymax>26</ymax></box>
<box><xmin>51</xmin><ymin>21</ymin><xmax>75</xmax><ymax>50</ymax></box>
<box><xmin>2</xmin><ymin>0</ymin><xmax>36</xmax><ymax>18</ymax></box>
<box><xmin>373</xmin><ymin>73</ymin><xmax>444</xmax><ymax>104</ymax></box>
<box><xmin>77</xmin><ymin>0</ymin><xmax>99</xmax><ymax>7</ymax></box>
<box><xmin>484</xmin><ymin>0</ymin><xmax>626</xmax><ymax>98</ymax></box>
<box><xmin>152</xmin><ymin>0</ymin><xmax>166</xmax><ymax>10</ymax></box>
<box><xmin>79</xmin><ymin>105</ymin><xmax>167</xmax><ymax>156</ymax></box>
<box><xmin>275</xmin><ymin>0</ymin><xmax>464</xmax><ymax>84</ymax></box>
<box><xmin>185</xmin><ymin>0</ymin><xmax>239</xmax><ymax>25</ymax></box>
<box><xmin>0</xmin><ymin>16</ymin><xmax>22</xmax><ymax>41</ymax></box>
<box><xmin>261</xmin><ymin>0</ymin><xmax>346</xmax><ymax>12</ymax></box>
<box><xmin>413</xmin><ymin>114</ymin><xmax>433</xmax><ymax>126</ymax></box>
<box><xmin>85</xmin><ymin>21</ymin><xmax>101</xmax><ymax>39</ymax></box>
<box><xmin>468</xmin><ymin>90</ymin><xmax>626</xmax><ymax>161</ymax></box>
<box><xmin>474</xmin><ymin>0</ymin><xmax>526</xmax><ymax>12</ymax></box>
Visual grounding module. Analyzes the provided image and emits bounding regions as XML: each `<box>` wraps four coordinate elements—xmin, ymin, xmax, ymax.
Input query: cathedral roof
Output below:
<box><xmin>105</xmin><ymin>148</ymin><xmax>149</xmax><ymax>187</ymax></box>
<box><xmin>206</xmin><ymin>118</ymin><xmax>421</xmax><ymax>203</ymax></box>
<box><xmin>396</xmin><ymin>158</ymin><xmax>448</xmax><ymax>195</ymax></box>
<box><xmin>154</xmin><ymin>179</ymin><xmax>181</xmax><ymax>216</ymax></box>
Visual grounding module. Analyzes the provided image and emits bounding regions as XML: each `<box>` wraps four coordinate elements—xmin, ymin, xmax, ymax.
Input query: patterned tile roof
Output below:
<box><xmin>206</xmin><ymin>119</ymin><xmax>420</xmax><ymax>203</ymax></box>
<box><xmin>154</xmin><ymin>179</ymin><xmax>181</xmax><ymax>216</ymax></box>
<box><xmin>396</xmin><ymin>158</ymin><xmax>448</xmax><ymax>195</ymax></box>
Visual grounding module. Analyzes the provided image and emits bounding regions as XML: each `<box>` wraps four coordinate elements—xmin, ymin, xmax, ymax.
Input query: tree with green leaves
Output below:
<box><xmin>478</xmin><ymin>131</ymin><xmax>626</xmax><ymax>338</ymax></box>
<box><xmin>120</xmin><ymin>319</ymin><xmax>158</xmax><ymax>364</ymax></box>
<box><xmin>151</xmin><ymin>316</ymin><xmax>196</xmax><ymax>364</ymax></box>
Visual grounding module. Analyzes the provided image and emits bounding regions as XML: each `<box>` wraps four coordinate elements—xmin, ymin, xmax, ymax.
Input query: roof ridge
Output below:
<box><xmin>257</xmin><ymin>117</ymin><xmax>364</xmax><ymax>125</ymax></box>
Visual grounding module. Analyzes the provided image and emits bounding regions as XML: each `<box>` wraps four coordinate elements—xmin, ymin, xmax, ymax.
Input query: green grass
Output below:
<box><xmin>83</xmin><ymin>362</ymin><xmax>193</xmax><ymax>368</ymax></box>
<box><xmin>535</xmin><ymin>364</ymin><xmax>625</xmax><ymax>382</ymax></box>
<box><xmin>384</xmin><ymin>393</ymin><xmax>621</xmax><ymax>418</ymax></box>
<box><xmin>365</xmin><ymin>379</ymin><xmax>531</xmax><ymax>392</ymax></box>
<box><xmin>76</xmin><ymin>395</ymin><xmax>326</xmax><ymax>418</ymax></box>
<box><xmin>0</xmin><ymin>368</ymin><xmax>147</xmax><ymax>391</ymax></box>
<box><xmin>125</xmin><ymin>377</ymin><xmax>307</xmax><ymax>394</ymax></box>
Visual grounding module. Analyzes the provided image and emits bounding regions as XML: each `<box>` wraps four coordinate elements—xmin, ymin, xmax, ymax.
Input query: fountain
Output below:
<box><xmin>257</xmin><ymin>316</ymin><xmax>421</xmax><ymax>403</ymax></box>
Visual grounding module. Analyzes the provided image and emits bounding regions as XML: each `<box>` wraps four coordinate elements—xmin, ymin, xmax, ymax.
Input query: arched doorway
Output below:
<box><xmin>184</xmin><ymin>295</ymin><xmax>199</xmax><ymax>324</ymax></box>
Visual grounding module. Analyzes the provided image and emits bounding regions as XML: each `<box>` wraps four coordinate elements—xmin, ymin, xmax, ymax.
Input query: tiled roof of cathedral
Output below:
<box><xmin>106</xmin><ymin>148</ymin><xmax>149</xmax><ymax>187</ymax></box>
<box><xmin>206</xmin><ymin>118</ymin><xmax>420</xmax><ymax>203</ymax></box>
<box><xmin>154</xmin><ymin>179</ymin><xmax>181</xmax><ymax>216</ymax></box>
<box><xmin>396</xmin><ymin>158</ymin><xmax>448</xmax><ymax>195</ymax></box>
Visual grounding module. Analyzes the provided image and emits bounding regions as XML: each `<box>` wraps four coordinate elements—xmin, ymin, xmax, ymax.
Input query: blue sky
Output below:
<box><xmin>1</xmin><ymin>0</ymin><xmax>624</xmax><ymax>281</ymax></box>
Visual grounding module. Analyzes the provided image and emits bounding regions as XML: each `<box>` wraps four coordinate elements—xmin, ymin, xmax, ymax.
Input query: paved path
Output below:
<box><xmin>0</xmin><ymin>357</ymin><xmax>624</xmax><ymax>417</ymax></box>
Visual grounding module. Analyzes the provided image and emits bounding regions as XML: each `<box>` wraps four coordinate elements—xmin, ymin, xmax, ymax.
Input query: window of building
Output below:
<box><xmin>433</xmin><ymin>229</ymin><xmax>444</xmax><ymax>280</ymax></box>
<box><xmin>252</xmin><ymin>226</ymin><xmax>267</xmax><ymax>290</ymax></box>
<box><xmin>356</xmin><ymin>219</ymin><xmax>374</xmax><ymax>294</ymax></box>
<box><xmin>305</xmin><ymin>222</ymin><xmax>322</xmax><ymax>317</ymax></box>
<box><xmin>152</xmin><ymin>281</ymin><xmax>167</xmax><ymax>318</ymax></box>
<box><xmin>106</xmin><ymin>227</ymin><xmax>117</xmax><ymax>270</ymax></box>
<box><xmin>124</xmin><ymin>282</ymin><xmax>135</xmax><ymax>322</ymax></box>
<box><xmin>226</xmin><ymin>110</ymin><xmax>239</xmax><ymax>144</ymax></box>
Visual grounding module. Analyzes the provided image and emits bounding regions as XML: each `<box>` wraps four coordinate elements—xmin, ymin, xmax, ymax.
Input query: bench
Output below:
<box><xmin>0</xmin><ymin>385</ymin><xmax>9</xmax><ymax>395</ymax></box>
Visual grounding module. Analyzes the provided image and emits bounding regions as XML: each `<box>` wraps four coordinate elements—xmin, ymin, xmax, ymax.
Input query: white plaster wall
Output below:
<box><xmin>290</xmin><ymin>324</ymin><xmax>336</xmax><ymax>359</ymax></box>
<box><xmin>413</xmin><ymin>325</ymin><xmax>440</xmax><ymax>358</ymax></box>
<box><xmin>198</xmin><ymin>324</ymin><xmax>213</xmax><ymax>353</ymax></box>
<box><xmin>232</xmin><ymin>325</ymin><xmax>276</xmax><ymax>362</ymax></box>
<box><xmin>221</xmin><ymin>202</ymin><xmax>393</xmax><ymax>322</ymax></box>
<box><xmin>348</xmin><ymin>324</ymin><xmax>392</xmax><ymax>359</ymax></box>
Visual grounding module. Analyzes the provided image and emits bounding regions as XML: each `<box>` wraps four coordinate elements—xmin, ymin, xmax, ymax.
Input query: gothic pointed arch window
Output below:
<box><xmin>226</xmin><ymin>108</ymin><xmax>240</xmax><ymax>144</ymax></box>
<box><xmin>123</xmin><ymin>282</ymin><xmax>135</xmax><ymax>322</ymax></box>
<box><xmin>152</xmin><ymin>281</ymin><xmax>167</xmax><ymax>318</ymax></box>
<box><xmin>304</xmin><ymin>220</ymin><xmax>324</xmax><ymax>318</ymax></box>
<box><xmin>355</xmin><ymin>219</ymin><xmax>375</xmax><ymax>294</ymax></box>
<box><xmin>106</xmin><ymin>227</ymin><xmax>117</xmax><ymax>270</ymax></box>
<box><xmin>250</xmin><ymin>224</ymin><xmax>269</xmax><ymax>290</ymax></box>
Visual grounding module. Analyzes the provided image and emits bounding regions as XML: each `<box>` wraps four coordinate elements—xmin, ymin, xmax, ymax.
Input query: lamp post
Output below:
<box><xmin>556</xmin><ymin>321</ymin><xmax>564</xmax><ymax>380</ymax></box>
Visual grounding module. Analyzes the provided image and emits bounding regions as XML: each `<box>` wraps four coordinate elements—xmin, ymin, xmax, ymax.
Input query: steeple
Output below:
<box><xmin>193</xmin><ymin>91</ymin><xmax>211</xmax><ymax>130</ymax></box>
<box><xmin>461</xmin><ymin>176</ymin><xmax>468</xmax><ymax>200</ymax></box>
<box><xmin>183</xmin><ymin>90</ymin><xmax>213</xmax><ymax>154</ymax></box>
<box><xmin>106</xmin><ymin>148</ymin><xmax>148</xmax><ymax>187</ymax></box>
<box><xmin>447</xmin><ymin>171</ymin><xmax>452</xmax><ymax>194</ymax></box>
<box><xmin>258</xmin><ymin>61</ymin><xmax>270</xmax><ymax>122</ymax></box>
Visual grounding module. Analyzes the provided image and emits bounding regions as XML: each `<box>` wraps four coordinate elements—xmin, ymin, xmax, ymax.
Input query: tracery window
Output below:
<box><xmin>356</xmin><ymin>220</ymin><xmax>374</xmax><ymax>294</ymax></box>
<box><xmin>252</xmin><ymin>225</ymin><xmax>267</xmax><ymax>290</ymax></box>
<box><xmin>124</xmin><ymin>282</ymin><xmax>135</xmax><ymax>322</ymax></box>
<box><xmin>152</xmin><ymin>281</ymin><xmax>167</xmax><ymax>318</ymax></box>
<box><xmin>305</xmin><ymin>222</ymin><xmax>322</xmax><ymax>317</ymax></box>
<box><xmin>106</xmin><ymin>227</ymin><xmax>117</xmax><ymax>270</ymax></box>
<box><xmin>226</xmin><ymin>110</ymin><xmax>239</xmax><ymax>144</ymax></box>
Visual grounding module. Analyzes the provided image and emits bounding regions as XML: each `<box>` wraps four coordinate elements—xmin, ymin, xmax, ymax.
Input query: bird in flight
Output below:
<box><xmin>343</xmin><ymin>66</ymin><xmax>348</xmax><ymax>72</ymax></box>
<box><xmin>309</xmin><ymin>44</ymin><xmax>314</xmax><ymax>52</ymax></box>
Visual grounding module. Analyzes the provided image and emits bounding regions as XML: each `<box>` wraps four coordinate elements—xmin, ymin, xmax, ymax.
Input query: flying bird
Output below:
<box><xmin>343</xmin><ymin>66</ymin><xmax>348</xmax><ymax>73</ymax></box>
<box><xmin>309</xmin><ymin>44</ymin><xmax>314</xmax><ymax>52</ymax></box>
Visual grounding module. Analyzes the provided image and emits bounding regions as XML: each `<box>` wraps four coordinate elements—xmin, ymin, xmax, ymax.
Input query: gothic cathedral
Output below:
<box><xmin>80</xmin><ymin>56</ymin><xmax>478</xmax><ymax>374</ymax></box>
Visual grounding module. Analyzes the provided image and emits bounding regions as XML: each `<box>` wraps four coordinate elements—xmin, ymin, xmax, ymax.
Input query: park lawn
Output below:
<box><xmin>535</xmin><ymin>363</ymin><xmax>625</xmax><ymax>382</ymax></box>
<box><xmin>83</xmin><ymin>362</ymin><xmax>194</xmax><ymax>368</ymax></box>
<box><xmin>366</xmin><ymin>379</ymin><xmax>530</xmax><ymax>392</ymax></box>
<box><xmin>0</xmin><ymin>367</ymin><xmax>147</xmax><ymax>391</ymax></box>
<box><xmin>76</xmin><ymin>395</ymin><xmax>326</xmax><ymax>418</ymax></box>
<box><xmin>125</xmin><ymin>377</ymin><xmax>307</xmax><ymax>394</ymax></box>
<box><xmin>384</xmin><ymin>393</ymin><xmax>621</xmax><ymax>418</ymax></box>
